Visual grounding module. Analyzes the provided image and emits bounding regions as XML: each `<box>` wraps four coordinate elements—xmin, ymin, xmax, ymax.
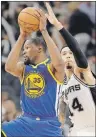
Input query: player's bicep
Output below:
<box><xmin>8</xmin><ymin>62</ymin><xmax>25</xmax><ymax>78</ymax></box>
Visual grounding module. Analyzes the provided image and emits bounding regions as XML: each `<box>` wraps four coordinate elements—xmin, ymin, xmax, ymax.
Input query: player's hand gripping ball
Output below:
<box><xmin>18</xmin><ymin>7</ymin><xmax>40</xmax><ymax>33</ymax></box>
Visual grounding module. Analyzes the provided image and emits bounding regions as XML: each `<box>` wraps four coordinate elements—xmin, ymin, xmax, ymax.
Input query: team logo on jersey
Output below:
<box><xmin>65</xmin><ymin>84</ymin><xmax>81</xmax><ymax>98</ymax></box>
<box><xmin>24</xmin><ymin>72</ymin><xmax>45</xmax><ymax>98</ymax></box>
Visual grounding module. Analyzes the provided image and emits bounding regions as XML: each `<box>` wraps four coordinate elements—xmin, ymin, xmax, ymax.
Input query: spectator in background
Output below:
<box><xmin>2</xmin><ymin>107</ymin><xmax>6</xmax><ymax>123</ymax></box>
<box><xmin>2</xmin><ymin>91</ymin><xmax>9</xmax><ymax>122</ymax></box>
<box><xmin>86</xmin><ymin>28</ymin><xmax>96</xmax><ymax>55</ymax></box>
<box><xmin>87</xmin><ymin>52</ymin><xmax>96</xmax><ymax>75</ymax></box>
<box><xmin>85</xmin><ymin>28</ymin><xmax>96</xmax><ymax>74</ymax></box>
<box><xmin>2</xmin><ymin>99</ymin><xmax>17</xmax><ymax>122</ymax></box>
<box><xmin>1</xmin><ymin>89</ymin><xmax>15</xmax><ymax>122</ymax></box>
<box><xmin>2</xmin><ymin>91</ymin><xmax>8</xmax><ymax>122</ymax></box>
<box><xmin>53</xmin><ymin>2</ymin><xmax>68</xmax><ymax>16</ymax></box>
<box><xmin>2</xmin><ymin>86</ymin><xmax>21</xmax><ymax>122</ymax></box>
<box><xmin>68</xmin><ymin>2</ymin><xmax>95</xmax><ymax>53</ymax></box>
<box><xmin>68</xmin><ymin>2</ymin><xmax>94</xmax><ymax>36</ymax></box>
<box><xmin>3</xmin><ymin>73</ymin><xmax>21</xmax><ymax>96</ymax></box>
<box><xmin>79</xmin><ymin>2</ymin><xmax>95</xmax><ymax>24</ymax></box>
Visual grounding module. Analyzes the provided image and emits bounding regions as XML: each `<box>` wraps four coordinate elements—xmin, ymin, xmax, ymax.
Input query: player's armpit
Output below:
<box><xmin>5</xmin><ymin>61</ymin><xmax>25</xmax><ymax>79</ymax></box>
<box><xmin>48</xmin><ymin>63</ymin><xmax>64</xmax><ymax>84</ymax></box>
<box><xmin>75</xmin><ymin>65</ymin><xmax>96</xmax><ymax>86</ymax></box>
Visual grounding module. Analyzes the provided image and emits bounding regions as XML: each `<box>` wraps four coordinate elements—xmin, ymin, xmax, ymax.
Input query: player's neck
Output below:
<box><xmin>34</xmin><ymin>53</ymin><xmax>47</xmax><ymax>65</ymax></box>
<box><xmin>65</xmin><ymin>69</ymin><xmax>73</xmax><ymax>80</ymax></box>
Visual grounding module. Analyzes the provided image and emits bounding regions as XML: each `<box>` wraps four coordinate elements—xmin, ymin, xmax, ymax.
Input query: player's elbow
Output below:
<box><xmin>5</xmin><ymin>63</ymin><xmax>12</xmax><ymax>73</ymax></box>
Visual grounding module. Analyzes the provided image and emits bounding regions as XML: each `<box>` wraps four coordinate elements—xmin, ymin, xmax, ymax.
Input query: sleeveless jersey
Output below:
<box><xmin>61</xmin><ymin>73</ymin><xmax>96</xmax><ymax>130</ymax></box>
<box><xmin>20</xmin><ymin>59</ymin><xmax>62</xmax><ymax>117</ymax></box>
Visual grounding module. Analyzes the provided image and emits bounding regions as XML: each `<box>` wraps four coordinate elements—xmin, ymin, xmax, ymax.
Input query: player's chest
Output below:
<box><xmin>63</xmin><ymin>76</ymin><xmax>88</xmax><ymax>100</ymax></box>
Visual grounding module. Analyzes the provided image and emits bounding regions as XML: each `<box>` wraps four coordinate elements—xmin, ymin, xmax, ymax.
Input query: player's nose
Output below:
<box><xmin>66</xmin><ymin>56</ymin><xmax>71</xmax><ymax>59</ymax></box>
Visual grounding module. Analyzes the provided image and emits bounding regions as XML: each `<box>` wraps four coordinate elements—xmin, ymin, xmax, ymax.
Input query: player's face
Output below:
<box><xmin>23</xmin><ymin>40</ymin><xmax>39</xmax><ymax>65</ymax></box>
<box><xmin>61</xmin><ymin>47</ymin><xmax>76</xmax><ymax>69</ymax></box>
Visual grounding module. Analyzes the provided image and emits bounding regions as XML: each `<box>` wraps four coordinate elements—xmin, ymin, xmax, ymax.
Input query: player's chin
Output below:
<box><xmin>24</xmin><ymin>59</ymin><xmax>30</xmax><ymax>65</ymax></box>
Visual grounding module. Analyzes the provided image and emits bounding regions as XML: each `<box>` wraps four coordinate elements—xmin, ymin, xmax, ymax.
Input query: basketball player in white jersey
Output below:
<box><xmin>45</xmin><ymin>2</ymin><xmax>96</xmax><ymax>136</ymax></box>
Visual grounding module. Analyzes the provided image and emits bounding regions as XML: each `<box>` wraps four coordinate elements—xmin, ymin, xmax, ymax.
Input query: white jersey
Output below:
<box><xmin>61</xmin><ymin>73</ymin><xmax>96</xmax><ymax>131</ymax></box>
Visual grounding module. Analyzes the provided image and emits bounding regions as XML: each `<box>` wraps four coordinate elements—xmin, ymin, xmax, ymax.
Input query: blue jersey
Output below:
<box><xmin>2</xmin><ymin>58</ymin><xmax>63</xmax><ymax>137</ymax></box>
<box><xmin>20</xmin><ymin>58</ymin><xmax>62</xmax><ymax>117</ymax></box>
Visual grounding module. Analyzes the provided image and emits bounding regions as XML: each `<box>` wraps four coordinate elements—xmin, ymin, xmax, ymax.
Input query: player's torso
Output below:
<box><xmin>62</xmin><ymin>74</ymin><xmax>95</xmax><ymax>130</ymax></box>
<box><xmin>20</xmin><ymin>59</ymin><xmax>61</xmax><ymax>117</ymax></box>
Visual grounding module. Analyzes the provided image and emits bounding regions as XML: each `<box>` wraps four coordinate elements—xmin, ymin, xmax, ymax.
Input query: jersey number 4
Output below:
<box><xmin>70</xmin><ymin>97</ymin><xmax>84</xmax><ymax>116</ymax></box>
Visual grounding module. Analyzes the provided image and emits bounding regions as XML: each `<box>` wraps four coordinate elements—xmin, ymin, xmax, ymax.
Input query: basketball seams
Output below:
<box><xmin>19</xmin><ymin>22</ymin><xmax>39</xmax><ymax>32</ymax></box>
<box><xmin>20</xmin><ymin>11</ymin><xmax>40</xmax><ymax>21</ymax></box>
<box><xmin>18</xmin><ymin>19</ymin><xmax>39</xmax><ymax>26</ymax></box>
<box><xmin>35</xmin><ymin>9</ymin><xmax>41</xmax><ymax>17</ymax></box>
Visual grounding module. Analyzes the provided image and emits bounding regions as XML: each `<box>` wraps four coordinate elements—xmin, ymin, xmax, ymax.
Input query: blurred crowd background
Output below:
<box><xmin>1</xmin><ymin>1</ymin><xmax>96</xmax><ymax>135</ymax></box>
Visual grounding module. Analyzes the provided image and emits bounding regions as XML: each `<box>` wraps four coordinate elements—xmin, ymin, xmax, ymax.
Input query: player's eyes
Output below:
<box><xmin>63</xmin><ymin>52</ymin><xmax>66</xmax><ymax>55</ymax></box>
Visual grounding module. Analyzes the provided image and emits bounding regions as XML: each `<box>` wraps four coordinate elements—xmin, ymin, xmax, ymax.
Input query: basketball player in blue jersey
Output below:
<box><xmin>2</xmin><ymin>9</ymin><xmax>64</xmax><ymax>137</ymax></box>
<box><xmin>45</xmin><ymin>2</ymin><xmax>96</xmax><ymax>136</ymax></box>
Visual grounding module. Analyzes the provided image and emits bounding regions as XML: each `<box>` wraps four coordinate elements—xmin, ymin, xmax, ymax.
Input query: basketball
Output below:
<box><xmin>18</xmin><ymin>7</ymin><xmax>40</xmax><ymax>33</ymax></box>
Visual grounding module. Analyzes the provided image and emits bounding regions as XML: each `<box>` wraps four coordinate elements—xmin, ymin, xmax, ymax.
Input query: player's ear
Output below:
<box><xmin>38</xmin><ymin>46</ymin><xmax>42</xmax><ymax>53</ymax></box>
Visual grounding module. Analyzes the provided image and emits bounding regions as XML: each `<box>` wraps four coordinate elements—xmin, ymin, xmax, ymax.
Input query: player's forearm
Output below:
<box><xmin>5</xmin><ymin>34</ymin><xmax>25</xmax><ymax>72</ymax></box>
<box><xmin>41</xmin><ymin>29</ymin><xmax>63</xmax><ymax>67</ymax></box>
<box><xmin>54</xmin><ymin>22</ymin><xmax>88</xmax><ymax>69</ymax></box>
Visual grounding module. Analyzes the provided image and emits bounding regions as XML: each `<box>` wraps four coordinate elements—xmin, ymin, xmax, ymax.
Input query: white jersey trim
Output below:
<box><xmin>73</xmin><ymin>73</ymin><xmax>96</xmax><ymax>88</ymax></box>
<box><xmin>55</xmin><ymin>85</ymin><xmax>61</xmax><ymax>116</ymax></box>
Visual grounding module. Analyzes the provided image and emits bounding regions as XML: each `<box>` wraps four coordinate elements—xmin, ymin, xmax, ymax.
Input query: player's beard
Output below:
<box><xmin>24</xmin><ymin>58</ymin><xmax>35</xmax><ymax>65</ymax></box>
<box><xmin>24</xmin><ymin>58</ymin><xmax>31</xmax><ymax>65</ymax></box>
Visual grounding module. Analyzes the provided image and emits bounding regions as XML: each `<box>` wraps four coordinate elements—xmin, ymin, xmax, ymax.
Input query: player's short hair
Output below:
<box><xmin>27</xmin><ymin>37</ymin><xmax>47</xmax><ymax>52</ymax></box>
<box><xmin>60</xmin><ymin>46</ymin><xmax>67</xmax><ymax>53</ymax></box>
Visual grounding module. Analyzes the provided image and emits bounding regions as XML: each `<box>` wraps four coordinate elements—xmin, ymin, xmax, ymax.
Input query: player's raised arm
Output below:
<box><xmin>45</xmin><ymin>2</ymin><xmax>96</xmax><ymax>85</ymax></box>
<box><xmin>45</xmin><ymin>2</ymin><xmax>88</xmax><ymax>70</ymax></box>
<box><xmin>38</xmin><ymin>9</ymin><xmax>64</xmax><ymax>83</ymax></box>
<box><xmin>5</xmin><ymin>28</ymin><xmax>28</xmax><ymax>78</ymax></box>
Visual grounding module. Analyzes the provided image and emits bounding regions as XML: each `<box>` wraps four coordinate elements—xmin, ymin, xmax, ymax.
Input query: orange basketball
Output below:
<box><xmin>18</xmin><ymin>7</ymin><xmax>40</xmax><ymax>33</ymax></box>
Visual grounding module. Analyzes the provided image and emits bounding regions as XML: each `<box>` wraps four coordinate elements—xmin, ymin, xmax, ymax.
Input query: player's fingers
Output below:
<box><xmin>40</xmin><ymin>16</ymin><xmax>47</xmax><ymax>22</ymax></box>
<box><xmin>35</xmin><ymin>9</ymin><xmax>46</xmax><ymax>20</ymax></box>
<box><xmin>45</xmin><ymin>13</ymin><xmax>50</xmax><ymax>20</ymax></box>
<box><xmin>35</xmin><ymin>8</ymin><xmax>41</xmax><ymax>17</ymax></box>
<box><xmin>35</xmin><ymin>9</ymin><xmax>46</xmax><ymax>21</ymax></box>
<box><xmin>39</xmin><ymin>9</ymin><xmax>45</xmax><ymax>17</ymax></box>
<box><xmin>45</xmin><ymin>2</ymin><xmax>54</xmax><ymax>15</ymax></box>
<box><xmin>40</xmin><ymin>16</ymin><xmax>47</xmax><ymax>23</ymax></box>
